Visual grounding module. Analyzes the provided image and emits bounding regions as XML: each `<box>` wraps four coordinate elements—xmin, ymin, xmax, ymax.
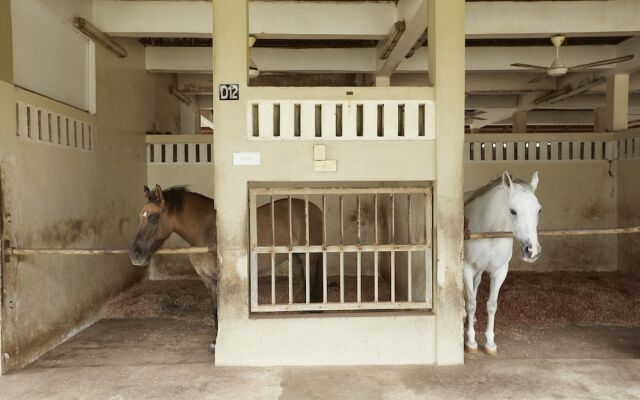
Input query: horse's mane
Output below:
<box><xmin>464</xmin><ymin>175</ymin><xmax>530</xmax><ymax>206</ymax></box>
<box><xmin>162</xmin><ymin>186</ymin><xmax>212</xmax><ymax>215</ymax></box>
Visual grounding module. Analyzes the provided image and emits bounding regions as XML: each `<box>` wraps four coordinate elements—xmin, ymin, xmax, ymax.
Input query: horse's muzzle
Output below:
<box><xmin>521</xmin><ymin>243</ymin><xmax>542</xmax><ymax>263</ymax></box>
<box><xmin>129</xmin><ymin>247</ymin><xmax>150</xmax><ymax>266</ymax></box>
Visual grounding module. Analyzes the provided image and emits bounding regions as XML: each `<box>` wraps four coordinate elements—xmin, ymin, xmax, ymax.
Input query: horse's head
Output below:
<box><xmin>129</xmin><ymin>185</ymin><xmax>174</xmax><ymax>266</ymax></box>
<box><xmin>502</xmin><ymin>171</ymin><xmax>542</xmax><ymax>263</ymax></box>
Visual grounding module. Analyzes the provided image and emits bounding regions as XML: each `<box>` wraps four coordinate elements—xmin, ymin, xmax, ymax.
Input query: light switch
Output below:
<box><xmin>313</xmin><ymin>144</ymin><xmax>326</xmax><ymax>161</ymax></box>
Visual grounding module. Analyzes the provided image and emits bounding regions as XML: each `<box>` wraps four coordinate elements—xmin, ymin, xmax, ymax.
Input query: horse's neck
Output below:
<box><xmin>173</xmin><ymin>193</ymin><xmax>216</xmax><ymax>246</ymax></box>
<box><xmin>466</xmin><ymin>185</ymin><xmax>510</xmax><ymax>233</ymax></box>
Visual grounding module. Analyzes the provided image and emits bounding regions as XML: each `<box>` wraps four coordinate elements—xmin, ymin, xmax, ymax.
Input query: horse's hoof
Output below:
<box><xmin>465</xmin><ymin>343</ymin><xmax>479</xmax><ymax>353</ymax></box>
<box><xmin>208</xmin><ymin>343</ymin><xmax>216</xmax><ymax>354</ymax></box>
<box><xmin>483</xmin><ymin>344</ymin><xmax>497</xmax><ymax>356</ymax></box>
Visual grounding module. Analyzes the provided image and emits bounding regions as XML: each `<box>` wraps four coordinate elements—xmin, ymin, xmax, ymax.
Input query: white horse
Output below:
<box><xmin>464</xmin><ymin>171</ymin><xmax>542</xmax><ymax>354</ymax></box>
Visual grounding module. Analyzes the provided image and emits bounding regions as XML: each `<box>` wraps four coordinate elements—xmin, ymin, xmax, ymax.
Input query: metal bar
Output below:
<box><xmin>322</xmin><ymin>195</ymin><xmax>327</xmax><ymax>303</ymax></box>
<box><xmin>251</xmin><ymin>301</ymin><xmax>430</xmax><ymax>313</ymax></box>
<box><xmin>288</xmin><ymin>252</ymin><xmax>293</xmax><ymax>304</ymax></box>
<box><xmin>424</xmin><ymin>190</ymin><xmax>430</xmax><ymax>247</ymax></box>
<box><xmin>323</xmin><ymin>252</ymin><xmax>327</xmax><ymax>303</ymax></box>
<box><xmin>340</xmin><ymin>252</ymin><xmax>344</xmax><ymax>303</ymax></box>
<box><xmin>408</xmin><ymin>194</ymin><xmax>412</xmax><ymax>244</ymax></box>
<box><xmin>391</xmin><ymin>250</ymin><xmax>396</xmax><ymax>302</ymax></box>
<box><xmin>271</xmin><ymin>252</ymin><xmax>276</xmax><ymax>305</ymax></box>
<box><xmin>251</xmin><ymin>187</ymin><xmax>431</xmax><ymax>196</ymax></box>
<box><xmin>249</xmin><ymin>191</ymin><xmax>259</xmax><ymax>309</ymax></box>
<box><xmin>7</xmin><ymin>246</ymin><xmax>215</xmax><ymax>256</ymax></box>
<box><xmin>374</xmin><ymin>194</ymin><xmax>378</xmax><ymax>245</ymax></box>
<box><xmin>391</xmin><ymin>194</ymin><xmax>395</xmax><ymax>243</ymax></box>
<box><xmin>271</xmin><ymin>195</ymin><xmax>275</xmax><ymax>245</ymax></box>
<box><xmin>305</xmin><ymin>252</ymin><xmax>310</xmax><ymax>304</ymax></box>
<box><xmin>407</xmin><ymin>251</ymin><xmax>412</xmax><ymax>302</ymax></box>
<box><xmin>305</xmin><ymin>195</ymin><xmax>310</xmax><ymax>246</ymax></box>
<box><xmin>322</xmin><ymin>195</ymin><xmax>327</xmax><ymax>245</ymax></box>
<box><xmin>465</xmin><ymin>226</ymin><xmax>640</xmax><ymax>240</ymax></box>
<box><xmin>374</xmin><ymin>251</ymin><xmax>379</xmax><ymax>302</ymax></box>
<box><xmin>357</xmin><ymin>194</ymin><xmax>361</xmax><ymax>244</ymax></box>
<box><xmin>253</xmin><ymin>244</ymin><xmax>429</xmax><ymax>253</ymax></box>
<box><xmin>340</xmin><ymin>195</ymin><xmax>344</xmax><ymax>245</ymax></box>
<box><xmin>357</xmin><ymin>251</ymin><xmax>362</xmax><ymax>303</ymax></box>
<box><xmin>288</xmin><ymin>196</ymin><xmax>293</xmax><ymax>246</ymax></box>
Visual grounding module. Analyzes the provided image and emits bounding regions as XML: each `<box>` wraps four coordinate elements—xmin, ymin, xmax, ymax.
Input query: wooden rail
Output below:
<box><xmin>5</xmin><ymin>246</ymin><xmax>215</xmax><ymax>257</ymax></box>
<box><xmin>5</xmin><ymin>225</ymin><xmax>640</xmax><ymax>257</ymax></box>
<box><xmin>465</xmin><ymin>226</ymin><xmax>640</xmax><ymax>240</ymax></box>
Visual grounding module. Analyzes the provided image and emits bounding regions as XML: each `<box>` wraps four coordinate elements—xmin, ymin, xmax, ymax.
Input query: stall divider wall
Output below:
<box><xmin>615</xmin><ymin>128</ymin><xmax>640</xmax><ymax>274</ymax></box>
<box><xmin>211</xmin><ymin>0</ymin><xmax>465</xmax><ymax>366</ymax></box>
<box><xmin>0</xmin><ymin>0</ymin><xmax>181</xmax><ymax>372</ymax></box>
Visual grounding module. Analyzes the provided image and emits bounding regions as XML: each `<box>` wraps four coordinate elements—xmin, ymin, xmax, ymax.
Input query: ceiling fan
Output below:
<box><xmin>511</xmin><ymin>35</ymin><xmax>634</xmax><ymax>84</ymax></box>
<box><xmin>465</xmin><ymin>109</ymin><xmax>487</xmax><ymax>124</ymax></box>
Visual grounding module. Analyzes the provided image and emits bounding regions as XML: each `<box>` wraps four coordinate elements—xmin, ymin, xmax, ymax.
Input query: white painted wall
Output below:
<box><xmin>11</xmin><ymin>0</ymin><xmax>95</xmax><ymax>111</ymax></box>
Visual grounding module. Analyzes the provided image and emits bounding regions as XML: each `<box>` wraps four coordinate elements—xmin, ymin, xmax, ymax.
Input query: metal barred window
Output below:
<box><xmin>249</xmin><ymin>187</ymin><xmax>433</xmax><ymax>313</ymax></box>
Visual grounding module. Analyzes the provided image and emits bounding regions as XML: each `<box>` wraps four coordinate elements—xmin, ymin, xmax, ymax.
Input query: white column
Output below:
<box><xmin>606</xmin><ymin>73</ymin><xmax>629</xmax><ymax>131</ymax></box>
<box><xmin>179</xmin><ymin>99</ymin><xmax>200</xmax><ymax>134</ymax></box>
<box><xmin>375</xmin><ymin>75</ymin><xmax>390</xmax><ymax>87</ymax></box>
<box><xmin>428</xmin><ymin>0</ymin><xmax>465</xmax><ymax>366</ymax></box>
<box><xmin>212</xmin><ymin>0</ymin><xmax>250</xmax><ymax>365</ymax></box>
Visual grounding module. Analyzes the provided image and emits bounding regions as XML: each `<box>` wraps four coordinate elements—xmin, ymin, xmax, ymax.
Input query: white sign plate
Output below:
<box><xmin>233</xmin><ymin>152</ymin><xmax>261</xmax><ymax>166</ymax></box>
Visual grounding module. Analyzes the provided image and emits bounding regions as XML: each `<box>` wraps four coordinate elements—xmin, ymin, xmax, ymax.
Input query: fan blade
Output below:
<box><xmin>511</xmin><ymin>63</ymin><xmax>548</xmax><ymax>70</ymax></box>
<box><xmin>528</xmin><ymin>73</ymin><xmax>549</xmax><ymax>84</ymax></box>
<box><xmin>472</xmin><ymin>116</ymin><xmax>487</xmax><ymax>121</ymax></box>
<box><xmin>568</xmin><ymin>55</ymin><xmax>634</xmax><ymax>70</ymax></box>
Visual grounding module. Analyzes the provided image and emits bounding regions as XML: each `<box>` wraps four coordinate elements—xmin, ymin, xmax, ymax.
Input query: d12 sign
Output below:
<box><xmin>219</xmin><ymin>84</ymin><xmax>240</xmax><ymax>100</ymax></box>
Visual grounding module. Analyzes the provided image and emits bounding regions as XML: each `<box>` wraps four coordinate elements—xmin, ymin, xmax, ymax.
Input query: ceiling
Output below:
<box><xmin>95</xmin><ymin>0</ymin><xmax>640</xmax><ymax>131</ymax></box>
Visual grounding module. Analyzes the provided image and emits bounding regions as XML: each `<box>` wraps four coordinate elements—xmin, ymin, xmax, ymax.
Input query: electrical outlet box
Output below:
<box><xmin>313</xmin><ymin>144</ymin><xmax>326</xmax><ymax>161</ymax></box>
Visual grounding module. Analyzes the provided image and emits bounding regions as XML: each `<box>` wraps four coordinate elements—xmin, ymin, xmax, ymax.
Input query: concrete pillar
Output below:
<box><xmin>606</xmin><ymin>73</ymin><xmax>629</xmax><ymax>131</ymax></box>
<box><xmin>211</xmin><ymin>0</ymin><xmax>249</xmax><ymax>365</ymax></box>
<box><xmin>428</xmin><ymin>0</ymin><xmax>465</xmax><ymax>366</ymax></box>
<box><xmin>0</xmin><ymin>0</ymin><xmax>12</xmax><ymax>84</ymax></box>
<box><xmin>512</xmin><ymin>111</ymin><xmax>528</xmax><ymax>133</ymax></box>
<box><xmin>179</xmin><ymin>99</ymin><xmax>200</xmax><ymax>134</ymax></box>
<box><xmin>593</xmin><ymin>107</ymin><xmax>607</xmax><ymax>132</ymax></box>
<box><xmin>375</xmin><ymin>75</ymin><xmax>391</xmax><ymax>87</ymax></box>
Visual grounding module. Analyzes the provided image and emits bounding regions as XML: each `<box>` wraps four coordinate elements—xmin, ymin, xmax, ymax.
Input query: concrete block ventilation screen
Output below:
<box><xmin>249</xmin><ymin>187</ymin><xmax>434</xmax><ymax>313</ymax></box>
<box><xmin>248</xmin><ymin>100</ymin><xmax>435</xmax><ymax>140</ymax></box>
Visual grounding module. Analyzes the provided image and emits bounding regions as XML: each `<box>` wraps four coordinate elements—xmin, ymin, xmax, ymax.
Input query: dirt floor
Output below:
<box><xmin>1</xmin><ymin>271</ymin><xmax>639</xmax><ymax>399</ymax></box>
<box><xmin>106</xmin><ymin>271</ymin><xmax>640</xmax><ymax>334</ymax></box>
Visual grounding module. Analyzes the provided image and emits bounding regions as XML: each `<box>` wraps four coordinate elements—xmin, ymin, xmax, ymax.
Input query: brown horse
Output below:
<box><xmin>129</xmin><ymin>185</ymin><xmax>323</xmax><ymax>352</ymax></box>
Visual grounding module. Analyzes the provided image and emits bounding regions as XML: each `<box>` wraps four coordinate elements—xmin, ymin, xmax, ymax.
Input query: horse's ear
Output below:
<box><xmin>152</xmin><ymin>184</ymin><xmax>164</xmax><ymax>204</ymax></box>
<box><xmin>144</xmin><ymin>186</ymin><xmax>151</xmax><ymax>201</ymax></box>
<box><xmin>530</xmin><ymin>171</ymin><xmax>539</xmax><ymax>192</ymax></box>
<box><xmin>501</xmin><ymin>171</ymin><xmax>513</xmax><ymax>189</ymax></box>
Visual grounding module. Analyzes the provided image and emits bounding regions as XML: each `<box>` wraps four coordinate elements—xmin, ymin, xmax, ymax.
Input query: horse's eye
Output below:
<box><xmin>510</xmin><ymin>209</ymin><xmax>517</xmax><ymax>216</ymax></box>
<box><xmin>148</xmin><ymin>214</ymin><xmax>159</xmax><ymax>224</ymax></box>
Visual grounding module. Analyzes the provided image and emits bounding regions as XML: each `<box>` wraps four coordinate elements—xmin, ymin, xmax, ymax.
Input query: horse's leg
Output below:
<box><xmin>310</xmin><ymin>253</ymin><xmax>324</xmax><ymax>303</ymax></box>
<box><xmin>292</xmin><ymin>253</ymin><xmax>305</xmax><ymax>302</ymax></box>
<box><xmin>209</xmin><ymin>275</ymin><xmax>218</xmax><ymax>354</ymax></box>
<box><xmin>463</xmin><ymin>262</ymin><xmax>479</xmax><ymax>352</ymax></box>
<box><xmin>485</xmin><ymin>264</ymin><xmax>508</xmax><ymax>355</ymax></box>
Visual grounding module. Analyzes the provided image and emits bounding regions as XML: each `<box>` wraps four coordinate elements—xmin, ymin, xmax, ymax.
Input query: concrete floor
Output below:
<box><xmin>1</xmin><ymin>318</ymin><xmax>639</xmax><ymax>400</ymax></box>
